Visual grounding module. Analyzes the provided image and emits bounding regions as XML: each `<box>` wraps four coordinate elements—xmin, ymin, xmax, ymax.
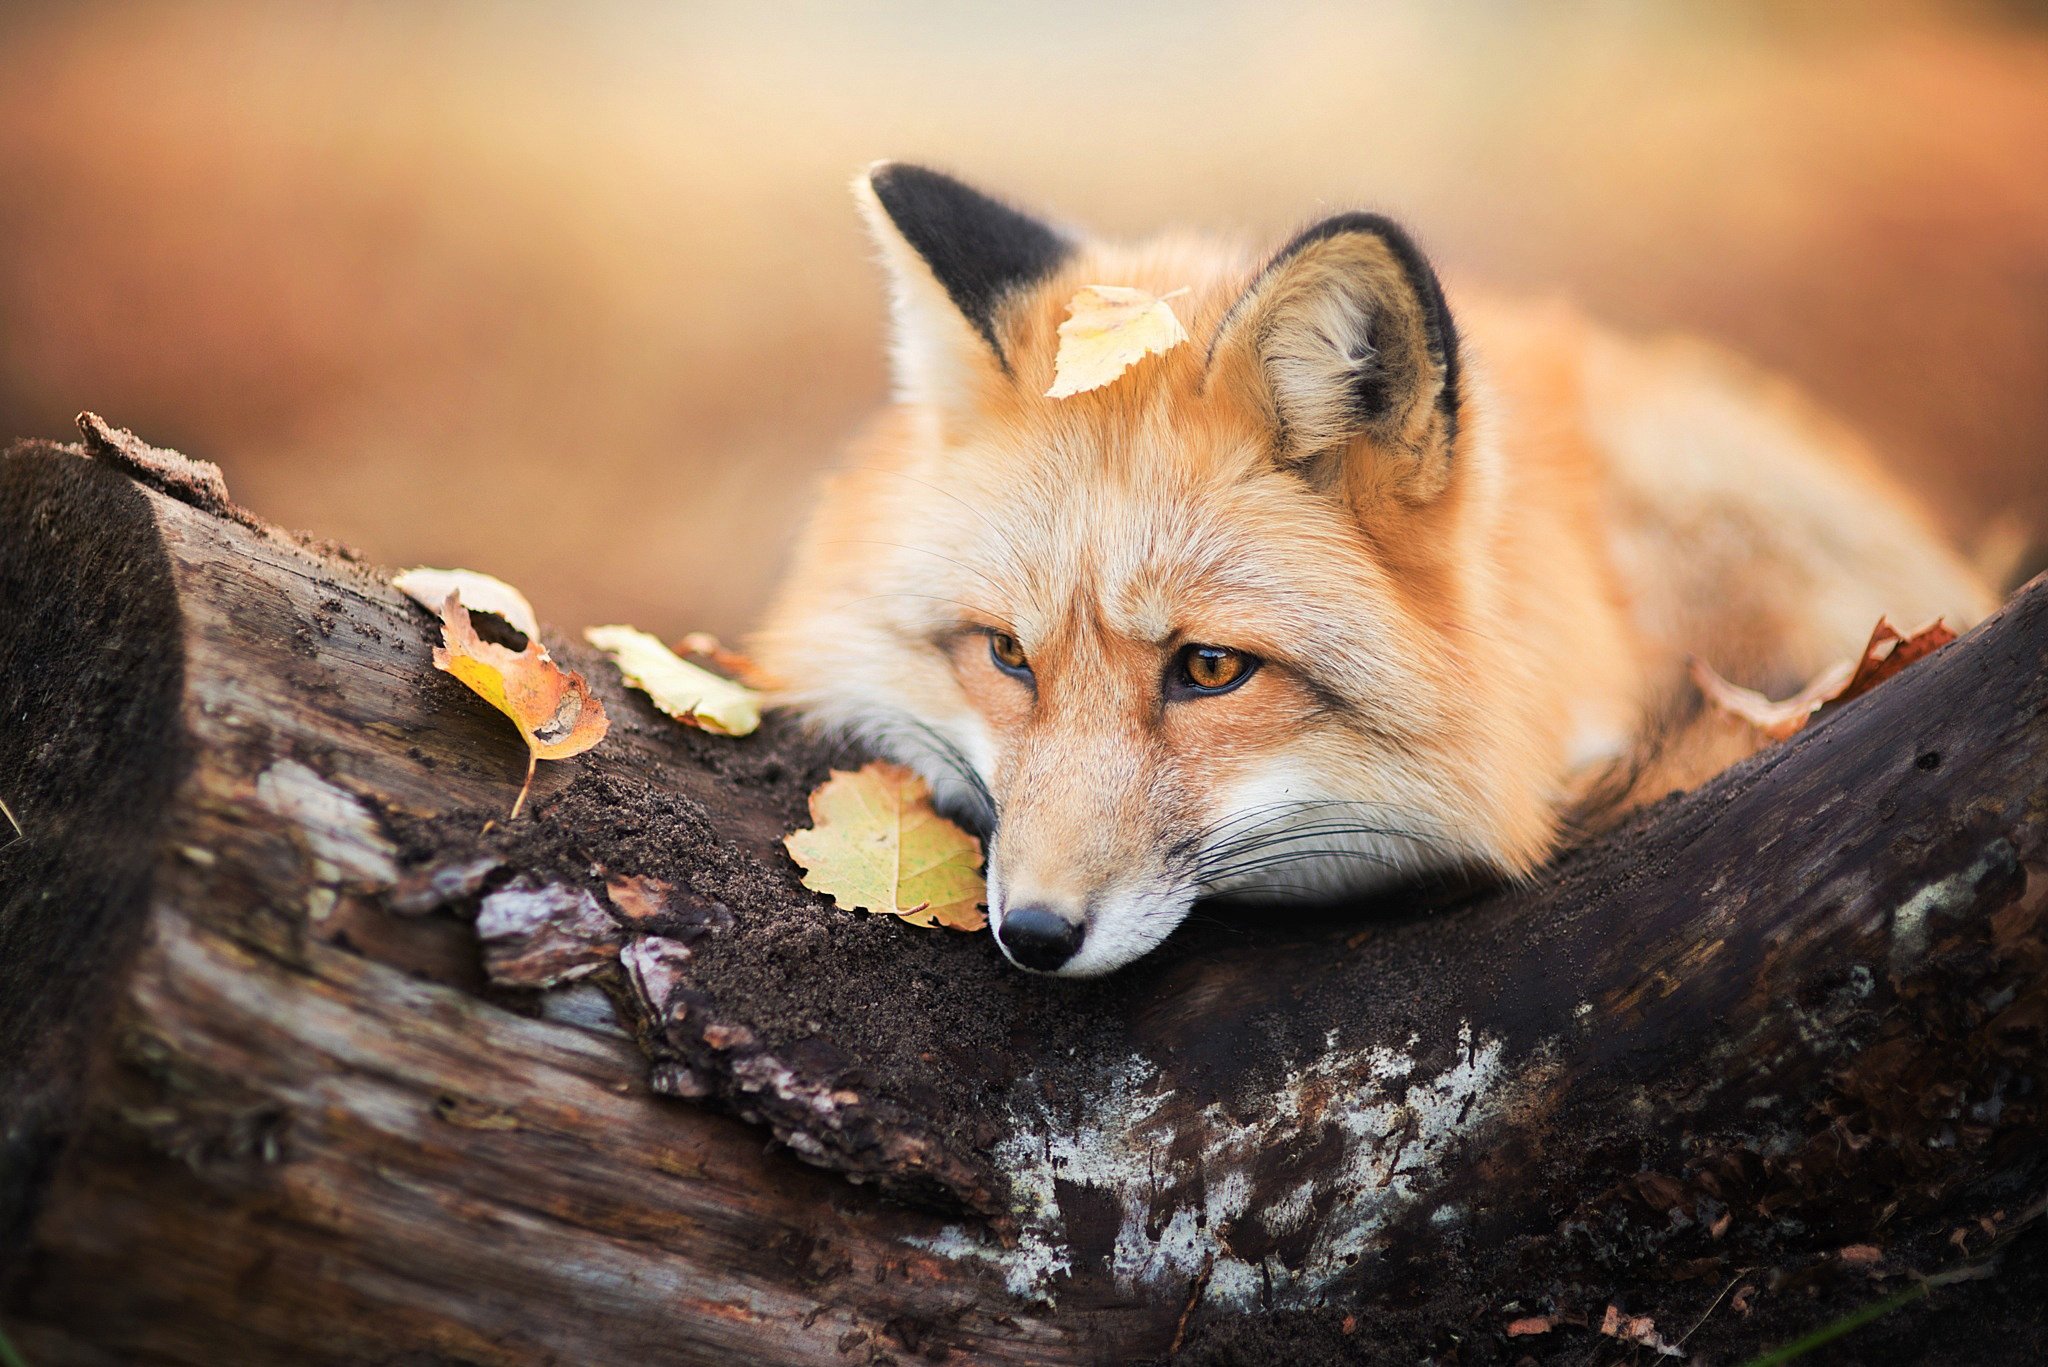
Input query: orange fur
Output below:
<box><xmin>753</xmin><ymin>167</ymin><xmax>1996</xmax><ymax>976</ymax></box>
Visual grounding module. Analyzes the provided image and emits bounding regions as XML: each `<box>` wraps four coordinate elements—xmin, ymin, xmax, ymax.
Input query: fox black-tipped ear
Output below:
<box><xmin>856</xmin><ymin>162</ymin><xmax>1072</xmax><ymax>407</ymax></box>
<box><xmin>1213</xmin><ymin>212</ymin><xmax>1462</xmax><ymax>504</ymax></box>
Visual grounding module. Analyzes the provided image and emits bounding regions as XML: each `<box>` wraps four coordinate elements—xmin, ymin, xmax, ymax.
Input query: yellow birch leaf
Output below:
<box><xmin>1046</xmin><ymin>284</ymin><xmax>1190</xmax><ymax>398</ymax></box>
<box><xmin>783</xmin><ymin>762</ymin><xmax>987</xmax><ymax>931</ymax></box>
<box><xmin>584</xmin><ymin>624</ymin><xmax>762</xmax><ymax>737</ymax></box>
<box><xmin>431</xmin><ymin>594</ymin><xmax>608</xmax><ymax>818</ymax></box>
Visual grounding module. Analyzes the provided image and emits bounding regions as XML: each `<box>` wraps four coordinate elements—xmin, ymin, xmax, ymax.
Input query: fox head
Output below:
<box><xmin>755</xmin><ymin>163</ymin><xmax>1580</xmax><ymax>976</ymax></box>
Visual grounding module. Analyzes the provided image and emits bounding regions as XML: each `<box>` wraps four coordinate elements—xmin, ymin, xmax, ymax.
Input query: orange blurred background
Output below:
<box><xmin>2</xmin><ymin>1</ymin><xmax>2043</xmax><ymax>639</ymax></box>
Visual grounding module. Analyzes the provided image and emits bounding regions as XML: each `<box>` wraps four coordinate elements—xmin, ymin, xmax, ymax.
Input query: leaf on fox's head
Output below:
<box><xmin>431</xmin><ymin>593</ymin><xmax>608</xmax><ymax>817</ymax></box>
<box><xmin>783</xmin><ymin>762</ymin><xmax>986</xmax><ymax>931</ymax></box>
<box><xmin>1692</xmin><ymin>616</ymin><xmax>1958</xmax><ymax>742</ymax></box>
<box><xmin>1046</xmin><ymin>284</ymin><xmax>1190</xmax><ymax>399</ymax></box>
<box><xmin>584</xmin><ymin>624</ymin><xmax>761</xmax><ymax>737</ymax></box>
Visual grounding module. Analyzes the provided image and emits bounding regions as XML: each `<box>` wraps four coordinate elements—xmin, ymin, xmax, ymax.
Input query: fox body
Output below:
<box><xmin>754</xmin><ymin>164</ymin><xmax>1995</xmax><ymax>977</ymax></box>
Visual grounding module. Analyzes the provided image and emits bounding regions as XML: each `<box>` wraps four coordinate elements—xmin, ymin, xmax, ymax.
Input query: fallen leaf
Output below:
<box><xmin>783</xmin><ymin>761</ymin><xmax>987</xmax><ymax>931</ymax></box>
<box><xmin>1046</xmin><ymin>284</ymin><xmax>1189</xmax><ymax>398</ymax></box>
<box><xmin>434</xmin><ymin>1095</ymin><xmax>523</xmax><ymax>1131</ymax></box>
<box><xmin>1600</xmin><ymin>1305</ymin><xmax>1682</xmax><ymax>1357</ymax></box>
<box><xmin>1830</xmin><ymin>618</ymin><xmax>1958</xmax><ymax>708</ymax></box>
<box><xmin>1506</xmin><ymin>1316</ymin><xmax>1558</xmax><ymax>1337</ymax></box>
<box><xmin>432</xmin><ymin>594</ymin><xmax>608</xmax><ymax>818</ymax></box>
<box><xmin>679</xmin><ymin>631</ymin><xmax>768</xmax><ymax>687</ymax></box>
<box><xmin>1692</xmin><ymin>616</ymin><xmax>1957</xmax><ymax>741</ymax></box>
<box><xmin>585</xmin><ymin>624</ymin><xmax>762</xmax><ymax>737</ymax></box>
<box><xmin>1634</xmin><ymin>1171</ymin><xmax>1689</xmax><ymax>1214</ymax></box>
<box><xmin>395</xmin><ymin>566</ymin><xmax>541</xmax><ymax>640</ymax></box>
<box><xmin>604</xmin><ymin>872</ymin><xmax>674</xmax><ymax>923</ymax></box>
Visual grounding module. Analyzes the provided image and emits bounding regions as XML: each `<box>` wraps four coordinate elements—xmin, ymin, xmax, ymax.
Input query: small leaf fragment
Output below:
<box><xmin>1598</xmin><ymin>1305</ymin><xmax>1681</xmax><ymax>1357</ymax></box>
<box><xmin>585</xmin><ymin>624</ymin><xmax>762</xmax><ymax>737</ymax></box>
<box><xmin>1826</xmin><ymin>617</ymin><xmax>1957</xmax><ymax>710</ymax></box>
<box><xmin>783</xmin><ymin>762</ymin><xmax>986</xmax><ymax>931</ymax></box>
<box><xmin>432</xmin><ymin>594</ymin><xmax>608</xmax><ymax>818</ymax></box>
<box><xmin>1692</xmin><ymin>616</ymin><xmax>1958</xmax><ymax>742</ymax></box>
<box><xmin>1046</xmin><ymin>284</ymin><xmax>1190</xmax><ymax>398</ymax></box>
<box><xmin>395</xmin><ymin>567</ymin><xmax>541</xmax><ymax>640</ymax></box>
<box><xmin>604</xmin><ymin>872</ymin><xmax>674</xmax><ymax>923</ymax></box>
<box><xmin>679</xmin><ymin>631</ymin><xmax>769</xmax><ymax>687</ymax></box>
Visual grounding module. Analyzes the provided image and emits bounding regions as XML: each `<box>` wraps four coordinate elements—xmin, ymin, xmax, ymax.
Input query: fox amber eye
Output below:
<box><xmin>988</xmin><ymin>631</ymin><xmax>1032</xmax><ymax>676</ymax></box>
<box><xmin>1176</xmin><ymin>644</ymin><xmax>1258</xmax><ymax>695</ymax></box>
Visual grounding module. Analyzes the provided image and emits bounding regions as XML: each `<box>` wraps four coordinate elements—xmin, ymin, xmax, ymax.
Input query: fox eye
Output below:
<box><xmin>988</xmin><ymin>631</ymin><xmax>1032</xmax><ymax>677</ymax></box>
<box><xmin>1174</xmin><ymin>644</ymin><xmax>1258</xmax><ymax>696</ymax></box>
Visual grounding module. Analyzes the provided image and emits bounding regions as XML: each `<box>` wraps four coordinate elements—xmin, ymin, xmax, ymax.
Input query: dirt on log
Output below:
<box><xmin>2</xmin><ymin>419</ymin><xmax>2045</xmax><ymax>1366</ymax></box>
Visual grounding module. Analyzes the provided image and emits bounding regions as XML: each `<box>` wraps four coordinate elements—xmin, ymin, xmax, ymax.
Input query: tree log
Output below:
<box><xmin>2</xmin><ymin>420</ymin><xmax>2044</xmax><ymax>1366</ymax></box>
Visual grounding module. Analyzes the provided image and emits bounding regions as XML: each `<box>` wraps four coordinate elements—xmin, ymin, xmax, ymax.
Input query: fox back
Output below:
<box><xmin>754</xmin><ymin>164</ymin><xmax>1994</xmax><ymax>976</ymax></box>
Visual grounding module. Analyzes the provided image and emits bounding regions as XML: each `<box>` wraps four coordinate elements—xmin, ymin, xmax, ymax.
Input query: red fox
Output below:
<box><xmin>754</xmin><ymin>163</ymin><xmax>1996</xmax><ymax>976</ymax></box>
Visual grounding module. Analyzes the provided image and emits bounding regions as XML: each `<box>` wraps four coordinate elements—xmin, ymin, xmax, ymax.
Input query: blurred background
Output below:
<box><xmin>2</xmin><ymin>0</ymin><xmax>2043</xmax><ymax>640</ymax></box>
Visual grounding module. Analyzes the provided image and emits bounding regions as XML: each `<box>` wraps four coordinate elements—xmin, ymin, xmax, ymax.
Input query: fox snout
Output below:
<box><xmin>986</xmin><ymin>872</ymin><xmax>1196</xmax><ymax>978</ymax></box>
<box><xmin>982</xmin><ymin>756</ymin><xmax>1201</xmax><ymax>976</ymax></box>
<box><xmin>991</xmin><ymin>902</ymin><xmax>1085</xmax><ymax>972</ymax></box>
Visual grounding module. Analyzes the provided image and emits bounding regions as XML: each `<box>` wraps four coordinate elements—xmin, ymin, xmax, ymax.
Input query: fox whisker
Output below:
<box><xmin>1192</xmin><ymin>845</ymin><xmax>1417</xmax><ymax>890</ymax></box>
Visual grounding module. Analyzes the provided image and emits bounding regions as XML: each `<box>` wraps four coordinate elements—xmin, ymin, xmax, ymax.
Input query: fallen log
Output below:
<box><xmin>1</xmin><ymin>418</ymin><xmax>2044</xmax><ymax>1365</ymax></box>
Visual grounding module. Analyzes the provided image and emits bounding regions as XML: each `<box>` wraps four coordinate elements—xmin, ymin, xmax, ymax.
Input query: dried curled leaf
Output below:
<box><xmin>1505</xmin><ymin>1316</ymin><xmax>1558</xmax><ymax>1338</ymax></box>
<box><xmin>1599</xmin><ymin>1305</ymin><xmax>1680</xmax><ymax>1357</ymax></box>
<box><xmin>1046</xmin><ymin>284</ymin><xmax>1189</xmax><ymax>398</ymax></box>
<box><xmin>395</xmin><ymin>566</ymin><xmax>541</xmax><ymax>641</ymax></box>
<box><xmin>1692</xmin><ymin>616</ymin><xmax>1958</xmax><ymax>741</ymax></box>
<box><xmin>432</xmin><ymin>594</ymin><xmax>608</xmax><ymax>818</ymax></box>
<box><xmin>783</xmin><ymin>762</ymin><xmax>986</xmax><ymax>931</ymax></box>
<box><xmin>585</xmin><ymin>624</ymin><xmax>761</xmax><ymax>737</ymax></box>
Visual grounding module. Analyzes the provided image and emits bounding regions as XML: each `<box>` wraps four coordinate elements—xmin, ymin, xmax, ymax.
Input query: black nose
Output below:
<box><xmin>996</xmin><ymin>903</ymin><xmax>1085</xmax><ymax>971</ymax></box>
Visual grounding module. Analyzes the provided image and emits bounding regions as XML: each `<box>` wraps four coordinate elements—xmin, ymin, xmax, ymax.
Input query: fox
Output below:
<box><xmin>752</xmin><ymin>162</ymin><xmax>1998</xmax><ymax>978</ymax></box>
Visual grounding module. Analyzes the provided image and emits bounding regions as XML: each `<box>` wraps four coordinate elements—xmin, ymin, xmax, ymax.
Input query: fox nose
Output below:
<box><xmin>996</xmin><ymin>903</ymin><xmax>1085</xmax><ymax>972</ymax></box>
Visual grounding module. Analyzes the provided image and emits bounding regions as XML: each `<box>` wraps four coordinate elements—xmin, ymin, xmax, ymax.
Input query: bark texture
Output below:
<box><xmin>1</xmin><ymin>419</ymin><xmax>2044</xmax><ymax>1365</ymax></box>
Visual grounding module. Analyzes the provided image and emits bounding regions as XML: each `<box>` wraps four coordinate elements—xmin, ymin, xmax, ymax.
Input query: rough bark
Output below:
<box><xmin>1</xmin><ymin>419</ymin><xmax>2044</xmax><ymax>1366</ymax></box>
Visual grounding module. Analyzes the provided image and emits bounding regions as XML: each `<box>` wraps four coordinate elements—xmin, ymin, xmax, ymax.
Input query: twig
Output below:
<box><xmin>1168</xmin><ymin>1253</ymin><xmax>1215</xmax><ymax>1355</ymax></box>
<box><xmin>0</xmin><ymin>792</ymin><xmax>21</xmax><ymax>849</ymax></box>
<box><xmin>509</xmin><ymin>751</ymin><xmax>537</xmax><ymax>822</ymax></box>
<box><xmin>1679</xmin><ymin>1268</ymin><xmax>1753</xmax><ymax>1347</ymax></box>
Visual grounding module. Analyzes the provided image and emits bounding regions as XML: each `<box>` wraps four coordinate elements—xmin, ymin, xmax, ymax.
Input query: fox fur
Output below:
<box><xmin>753</xmin><ymin>163</ymin><xmax>1996</xmax><ymax>977</ymax></box>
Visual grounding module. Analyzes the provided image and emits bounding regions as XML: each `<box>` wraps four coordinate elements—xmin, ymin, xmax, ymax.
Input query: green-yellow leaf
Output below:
<box><xmin>1046</xmin><ymin>284</ymin><xmax>1190</xmax><ymax>398</ymax></box>
<box><xmin>584</xmin><ymin>624</ymin><xmax>762</xmax><ymax>737</ymax></box>
<box><xmin>783</xmin><ymin>762</ymin><xmax>986</xmax><ymax>931</ymax></box>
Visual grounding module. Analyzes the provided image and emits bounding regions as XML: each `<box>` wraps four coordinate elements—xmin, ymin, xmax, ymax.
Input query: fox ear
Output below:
<box><xmin>1213</xmin><ymin>213</ymin><xmax>1462</xmax><ymax>505</ymax></box>
<box><xmin>856</xmin><ymin>162</ymin><xmax>1073</xmax><ymax>410</ymax></box>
